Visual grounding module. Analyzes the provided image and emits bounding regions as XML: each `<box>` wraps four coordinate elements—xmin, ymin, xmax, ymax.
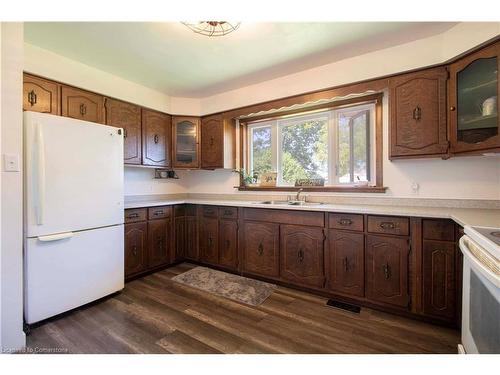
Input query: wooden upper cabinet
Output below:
<box><xmin>422</xmin><ymin>240</ymin><xmax>456</xmax><ymax>320</ymax></box>
<box><xmin>172</xmin><ymin>116</ymin><xmax>200</xmax><ymax>169</ymax></box>
<box><xmin>365</xmin><ymin>235</ymin><xmax>410</xmax><ymax>308</ymax></box>
<box><xmin>280</xmin><ymin>225</ymin><xmax>325</xmax><ymax>288</ymax></box>
<box><xmin>242</xmin><ymin>221</ymin><xmax>280</xmax><ymax>278</ymax></box>
<box><xmin>201</xmin><ymin>114</ymin><xmax>224</xmax><ymax>168</ymax></box>
<box><xmin>389</xmin><ymin>67</ymin><xmax>448</xmax><ymax>159</ymax></box>
<box><xmin>142</xmin><ymin>109</ymin><xmax>172</xmax><ymax>167</ymax></box>
<box><xmin>448</xmin><ymin>41</ymin><xmax>500</xmax><ymax>154</ymax></box>
<box><xmin>328</xmin><ymin>230</ymin><xmax>364</xmax><ymax>297</ymax></box>
<box><xmin>61</xmin><ymin>85</ymin><xmax>104</xmax><ymax>124</ymax></box>
<box><xmin>105</xmin><ymin>98</ymin><xmax>142</xmax><ymax>164</ymax></box>
<box><xmin>23</xmin><ymin>73</ymin><xmax>60</xmax><ymax>115</ymax></box>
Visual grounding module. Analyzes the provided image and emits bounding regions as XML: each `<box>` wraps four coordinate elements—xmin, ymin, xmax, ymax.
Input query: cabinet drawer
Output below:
<box><xmin>125</xmin><ymin>208</ymin><xmax>147</xmax><ymax>223</ymax></box>
<box><xmin>423</xmin><ymin>219</ymin><xmax>455</xmax><ymax>242</ymax></box>
<box><xmin>202</xmin><ymin>205</ymin><xmax>218</xmax><ymax>218</ymax></box>
<box><xmin>367</xmin><ymin>215</ymin><xmax>409</xmax><ymax>236</ymax></box>
<box><xmin>148</xmin><ymin>206</ymin><xmax>171</xmax><ymax>220</ymax></box>
<box><xmin>328</xmin><ymin>213</ymin><xmax>364</xmax><ymax>232</ymax></box>
<box><xmin>219</xmin><ymin>206</ymin><xmax>238</xmax><ymax>220</ymax></box>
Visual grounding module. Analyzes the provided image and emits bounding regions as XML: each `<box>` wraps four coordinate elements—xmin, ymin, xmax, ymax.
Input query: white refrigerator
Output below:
<box><xmin>24</xmin><ymin>111</ymin><xmax>124</xmax><ymax>324</ymax></box>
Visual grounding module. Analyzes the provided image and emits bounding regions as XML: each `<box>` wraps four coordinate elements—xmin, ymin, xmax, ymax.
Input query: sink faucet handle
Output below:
<box><xmin>295</xmin><ymin>188</ymin><xmax>304</xmax><ymax>201</ymax></box>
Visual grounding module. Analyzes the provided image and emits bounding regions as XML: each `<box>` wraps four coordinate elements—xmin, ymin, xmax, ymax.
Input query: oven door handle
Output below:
<box><xmin>460</xmin><ymin>236</ymin><xmax>500</xmax><ymax>288</ymax></box>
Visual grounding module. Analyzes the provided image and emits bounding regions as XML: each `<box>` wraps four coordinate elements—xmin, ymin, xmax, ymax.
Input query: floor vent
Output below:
<box><xmin>326</xmin><ymin>299</ymin><xmax>361</xmax><ymax>314</ymax></box>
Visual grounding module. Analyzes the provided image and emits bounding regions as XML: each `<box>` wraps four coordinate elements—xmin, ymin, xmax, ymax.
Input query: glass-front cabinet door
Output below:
<box><xmin>449</xmin><ymin>41</ymin><xmax>500</xmax><ymax>154</ymax></box>
<box><xmin>172</xmin><ymin>116</ymin><xmax>200</xmax><ymax>168</ymax></box>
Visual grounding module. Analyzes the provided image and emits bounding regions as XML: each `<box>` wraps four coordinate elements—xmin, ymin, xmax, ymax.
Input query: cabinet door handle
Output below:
<box><xmin>128</xmin><ymin>213</ymin><xmax>139</xmax><ymax>219</ymax></box>
<box><xmin>379</xmin><ymin>222</ymin><xmax>396</xmax><ymax>230</ymax></box>
<box><xmin>382</xmin><ymin>263</ymin><xmax>391</xmax><ymax>279</ymax></box>
<box><xmin>225</xmin><ymin>239</ymin><xmax>230</xmax><ymax>249</ymax></box>
<box><xmin>132</xmin><ymin>245</ymin><xmax>138</xmax><ymax>256</ymax></box>
<box><xmin>298</xmin><ymin>249</ymin><xmax>304</xmax><ymax>262</ymax></box>
<box><xmin>80</xmin><ymin>104</ymin><xmax>87</xmax><ymax>116</ymax></box>
<box><xmin>257</xmin><ymin>243</ymin><xmax>264</xmax><ymax>256</ymax></box>
<box><xmin>449</xmin><ymin>106</ymin><xmax>456</xmax><ymax>111</ymax></box>
<box><xmin>27</xmin><ymin>90</ymin><xmax>37</xmax><ymax>106</ymax></box>
<box><xmin>338</xmin><ymin>218</ymin><xmax>352</xmax><ymax>226</ymax></box>
<box><xmin>123</xmin><ymin>129</ymin><xmax>128</xmax><ymax>139</ymax></box>
<box><xmin>157</xmin><ymin>238</ymin><xmax>163</xmax><ymax>250</ymax></box>
<box><xmin>154</xmin><ymin>210</ymin><xmax>163</xmax><ymax>216</ymax></box>
<box><xmin>210</xmin><ymin>136</ymin><xmax>214</xmax><ymax>146</ymax></box>
<box><xmin>343</xmin><ymin>256</ymin><xmax>349</xmax><ymax>272</ymax></box>
<box><xmin>412</xmin><ymin>106</ymin><xmax>422</xmax><ymax>121</ymax></box>
<box><xmin>208</xmin><ymin>237</ymin><xmax>213</xmax><ymax>248</ymax></box>
<box><xmin>154</xmin><ymin>134</ymin><xmax>159</xmax><ymax>144</ymax></box>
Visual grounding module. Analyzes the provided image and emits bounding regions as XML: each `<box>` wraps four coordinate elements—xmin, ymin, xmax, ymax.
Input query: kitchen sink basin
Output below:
<box><xmin>256</xmin><ymin>200</ymin><xmax>324</xmax><ymax>206</ymax></box>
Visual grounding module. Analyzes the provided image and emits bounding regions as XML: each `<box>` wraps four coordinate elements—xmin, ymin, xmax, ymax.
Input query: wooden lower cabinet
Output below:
<box><xmin>124</xmin><ymin>222</ymin><xmax>148</xmax><ymax>277</ymax></box>
<box><xmin>147</xmin><ymin>219</ymin><xmax>171</xmax><ymax>268</ymax></box>
<box><xmin>365</xmin><ymin>234</ymin><xmax>410</xmax><ymax>308</ymax></box>
<box><xmin>218</xmin><ymin>219</ymin><xmax>238</xmax><ymax>269</ymax></box>
<box><xmin>280</xmin><ymin>225</ymin><xmax>325</xmax><ymax>288</ymax></box>
<box><xmin>199</xmin><ymin>217</ymin><xmax>219</xmax><ymax>264</ymax></box>
<box><xmin>242</xmin><ymin>221</ymin><xmax>280</xmax><ymax>278</ymax></box>
<box><xmin>422</xmin><ymin>240</ymin><xmax>456</xmax><ymax>319</ymax></box>
<box><xmin>174</xmin><ymin>216</ymin><xmax>186</xmax><ymax>262</ymax></box>
<box><xmin>328</xmin><ymin>230</ymin><xmax>364</xmax><ymax>297</ymax></box>
<box><xmin>185</xmin><ymin>216</ymin><xmax>198</xmax><ymax>260</ymax></box>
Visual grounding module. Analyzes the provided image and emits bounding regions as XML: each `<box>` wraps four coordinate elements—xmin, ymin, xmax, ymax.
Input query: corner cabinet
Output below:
<box><xmin>172</xmin><ymin>116</ymin><xmax>200</xmax><ymax>169</ymax></box>
<box><xmin>201</xmin><ymin>114</ymin><xmax>236</xmax><ymax>169</ymax></box>
<box><xmin>105</xmin><ymin>98</ymin><xmax>142</xmax><ymax>164</ymax></box>
<box><xmin>448</xmin><ymin>40</ymin><xmax>500</xmax><ymax>154</ymax></box>
<box><xmin>389</xmin><ymin>67</ymin><xmax>448</xmax><ymax>159</ymax></box>
<box><xmin>142</xmin><ymin>109</ymin><xmax>172</xmax><ymax>167</ymax></box>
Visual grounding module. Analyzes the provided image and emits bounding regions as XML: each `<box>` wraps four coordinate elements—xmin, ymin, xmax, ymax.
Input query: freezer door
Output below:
<box><xmin>24</xmin><ymin>224</ymin><xmax>124</xmax><ymax>324</ymax></box>
<box><xmin>24</xmin><ymin>111</ymin><xmax>124</xmax><ymax>238</ymax></box>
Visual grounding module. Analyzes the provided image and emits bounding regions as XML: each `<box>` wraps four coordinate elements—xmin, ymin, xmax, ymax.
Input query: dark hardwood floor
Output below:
<box><xmin>26</xmin><ymin>263</ymin><xmax>460</xmax><ymax>354</ymax></box>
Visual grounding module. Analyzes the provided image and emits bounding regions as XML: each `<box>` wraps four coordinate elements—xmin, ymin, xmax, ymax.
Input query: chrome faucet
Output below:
<box><xmin>295</xmin><ymin>188</ymin><xmax>304</xmax><ymax>202</ymax></box>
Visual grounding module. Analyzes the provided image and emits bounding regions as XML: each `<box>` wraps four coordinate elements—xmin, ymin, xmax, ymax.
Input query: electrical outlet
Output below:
<box><xmin>411</xmin><ymin>182</ymin><xmax>420</xmax><ymax>195</ymax></box>
<box><xmin>3</xmin><ymin>154</ymin><xmax>20</xmax><ymax>172</ymax></box>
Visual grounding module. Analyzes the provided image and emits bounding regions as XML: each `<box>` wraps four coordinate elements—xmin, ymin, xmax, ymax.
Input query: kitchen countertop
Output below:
<box><xmin>124</xmin><ymin>198</ymin><xmax>500</xmax><ymax>228</ymax></box>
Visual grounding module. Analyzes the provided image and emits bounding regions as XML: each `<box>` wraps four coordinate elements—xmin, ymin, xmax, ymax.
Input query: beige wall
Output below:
<box><xmin>1</xmin><ymin>22</ymin><xmax>25</xmax><ymax>352</ymax></box>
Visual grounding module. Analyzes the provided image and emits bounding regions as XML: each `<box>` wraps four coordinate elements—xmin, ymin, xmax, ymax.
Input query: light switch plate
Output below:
<box><xmin>3</xmin><ymin>154</ymin><xmax>20</xmax><ymax>172</ymax></box>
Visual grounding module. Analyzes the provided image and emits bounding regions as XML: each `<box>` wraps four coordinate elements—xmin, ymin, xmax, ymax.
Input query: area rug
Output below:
<box><xmin>171</xmin><ymin>266</ymin><xmax>277</xmax><ymax>306</ymax></box>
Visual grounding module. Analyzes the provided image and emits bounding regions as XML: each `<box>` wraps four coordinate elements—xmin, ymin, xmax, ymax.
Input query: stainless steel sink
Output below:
<box><xmin>256</xmin><ymin>200</ymin><xmax>324</xmax><ymax>206</ymax></box>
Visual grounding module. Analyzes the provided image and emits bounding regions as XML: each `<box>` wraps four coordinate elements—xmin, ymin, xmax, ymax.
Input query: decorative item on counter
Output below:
<box><xmin>481</xmin><ymin>96</ymin><xmax>497</xmax><ymax>117</ymax></box>
<box><xmin>154</xmin><ymin>169</ymin><xmax>179</xmax><ymax>179</ymax></box>
<box><xmin>260</xmin><ymin>172</ymin><xmax>278</xmax><ymax>187</ymax></box>
<box><xmin>295</xmin><ymin>178</ymin><xmax>325</xmax><ymax>187</ymax></box>
<box><xmin>233</xmin><ymin>169</ymin><xmax>259</xmax><ymax>187</ymax></box>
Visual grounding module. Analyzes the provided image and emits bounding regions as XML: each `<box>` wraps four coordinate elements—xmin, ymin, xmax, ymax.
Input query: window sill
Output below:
<box><xmin>236</xmin><ymin>185</ymin><xmax>388</xmax><ymax>193</ymax></box>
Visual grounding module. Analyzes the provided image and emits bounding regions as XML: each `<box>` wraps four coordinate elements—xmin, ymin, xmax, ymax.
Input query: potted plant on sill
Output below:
<box><xmin>233</xmin><ymin>169</ymin><xmax>259</xmax><ymax>187</ymax></box>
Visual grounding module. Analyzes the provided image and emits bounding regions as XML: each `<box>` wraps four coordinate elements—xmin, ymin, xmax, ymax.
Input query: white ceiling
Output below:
<box><xmin>24</xmin><ymin>22</ymin><xmax>457</xmax><ymax>98</ymax></box>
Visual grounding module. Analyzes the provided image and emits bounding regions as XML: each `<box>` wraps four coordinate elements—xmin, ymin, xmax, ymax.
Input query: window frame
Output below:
<box><xmin>239</xmin><ymin>93</ymin><xmax>385</xmax><ymax>193</ymax></box>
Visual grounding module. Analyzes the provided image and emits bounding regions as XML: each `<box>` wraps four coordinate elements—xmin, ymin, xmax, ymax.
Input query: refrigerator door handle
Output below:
<box><xmin>37</xmin><ymin>232</ymin><xmax>74</xmax><ymax>242</ymax></box>
<box><xmin>34</xmin><ymin>122</ymin><xmax>46</xmax><ymax>225</ymax></box>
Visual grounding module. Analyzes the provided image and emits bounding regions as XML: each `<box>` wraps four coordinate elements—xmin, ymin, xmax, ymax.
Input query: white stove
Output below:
<box><xmin>459</xmin><ymin>226</ymin><xmax>500</xmax><ymax>354</ymax></box>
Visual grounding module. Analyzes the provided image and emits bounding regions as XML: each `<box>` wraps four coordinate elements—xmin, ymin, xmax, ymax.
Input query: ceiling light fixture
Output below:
<box><xmin>182</xmin><ymin>21</ymin><xmax>240</xmax><ymax>37</ymax></box>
